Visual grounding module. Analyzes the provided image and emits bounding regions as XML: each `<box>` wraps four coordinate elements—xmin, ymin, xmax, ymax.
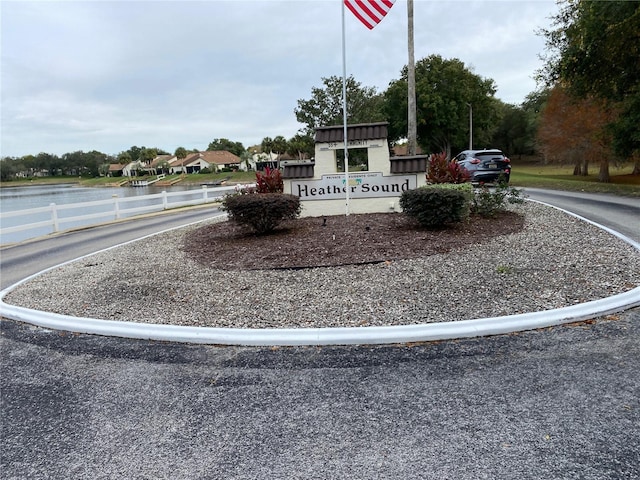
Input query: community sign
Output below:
<box><xmin>290</xmin><ymin>172</ymin><xmax>416</xmax><ymax>201</ymax></box>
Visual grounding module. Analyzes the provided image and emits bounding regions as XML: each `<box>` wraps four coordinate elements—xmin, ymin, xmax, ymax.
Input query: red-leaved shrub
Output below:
<box><xmin>427</xmin><ymin>152</ymin><xmax>470</xmax><ymax>184</ymax></box>
<box><xmin>255</xmin><ymin>167</ymin><xmax>284</xmax><ymax>193</ymax></box>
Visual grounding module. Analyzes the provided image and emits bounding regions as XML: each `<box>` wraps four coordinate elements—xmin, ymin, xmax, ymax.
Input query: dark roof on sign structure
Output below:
<box><xmin>314</xmin><ymin>122</ymin><xmax>389</xmax><ymax>144</ymax></box>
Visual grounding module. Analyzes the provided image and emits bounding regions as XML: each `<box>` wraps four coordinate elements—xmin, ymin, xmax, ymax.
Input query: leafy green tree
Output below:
<box><xmin>491</xmin><ymin>102</ymin><xmax>532</xmax><ymax>156</ymax></box>
<box><xmin>18</xmin><ymin>155</ymin><xmax>36</xmax><ymax>176</ymax></box>
<box><xmin>539</xmin><ymin>0</ymin><xmax>640</xmax><ymax>178</ymax></box>
<box><xmin>0</xmin><ymin>157</ymin><xmax>24</xmax><ymax>181</ymax></box>
<box><xmin>62</xmin><ymin>150</ymin><xmax>109</xmax><ymax>176</ymax></box>
<box><xmin>609</xmin><ymin>93</ymin><xmax>640</xmax><ymax>174</ymax></box>
<box><xmin>384</xmin><ymin>55</ymin><xmax>499</xmax><ymax>157</ymax></box>
<box><xmin>87</xmin><ymin>151</ymin><xmax>111</xmax><ymax>176</ymax></box>
<box><xmin>208</xmin><ymin>138</ymin><xmax>245</xmax><ymax>157</ymax></box>
<box><xmin>295</xmin><ymin>75</ymin><xmax>385</xmax><ymax>135</ymax></box>
<box><xmin>522</xmin><ymin>88</ymin><xmax>551</xmax><ymax>155</ymax></box>
<box><xmin>33</xmin><ymin>152</ymin><xmax>61</xmax><ymax>176</ymax></box>
<box><xmin>62</xmin><ymin>151</ymin><xmax>85</xmax><ymax>175</ymax></box>
<box><xmin>539</xmin><ymin>0</ymin><xmax>639</xmax><ymax>101</ymax></box>
<box><xmin>126</xmin><ymin>146</ymin><xmax>143</xmax><ymax>163</ymax></box>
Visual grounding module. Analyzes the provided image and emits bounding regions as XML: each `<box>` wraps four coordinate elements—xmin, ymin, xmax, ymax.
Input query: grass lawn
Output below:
<box><xmin>509</xmin><ymin>159</ymin><xmax>639</xmax><ymax>197</ymax></box>
<box><xmin>0</xmin><ymin>171</ymin><xmax>257</xmax><ymax>188</ymax></box>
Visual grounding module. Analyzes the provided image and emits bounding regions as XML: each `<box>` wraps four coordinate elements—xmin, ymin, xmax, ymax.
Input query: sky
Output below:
<box><xmin>1</xmin><ymin>0</ymin><xmax>559</xmax><ymax>158</ymax></box>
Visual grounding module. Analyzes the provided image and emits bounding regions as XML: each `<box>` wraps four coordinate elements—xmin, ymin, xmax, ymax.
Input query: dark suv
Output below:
<box><xmin>453</xmin><ymin>149</ymin><xmax>511</xmax><ymax>184</ymax></box>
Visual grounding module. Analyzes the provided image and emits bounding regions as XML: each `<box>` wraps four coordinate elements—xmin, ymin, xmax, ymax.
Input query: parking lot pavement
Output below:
<box><xmin>2</xmin><ymin>307</ymin><xmax>639</xmax><ymax>479</ymax></box>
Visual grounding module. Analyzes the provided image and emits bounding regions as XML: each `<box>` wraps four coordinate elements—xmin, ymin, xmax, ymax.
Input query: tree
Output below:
<box><xmin>295</xmin><ymin>75</ymin><xmax>385</xmax><ymax>135</ymax></box>
<box><xmin>537</xmin><ymin>85</ymin><xmax>616</xmax><ymax>180</ymax></box>
<box><xmin>0</xmin><ymin>157</ymin><xmax>24</xmax><ymax>181</ymax></box>
<box><xmin>521</xmin><ymin>88</ymin><xmax>551</xmax><ymax>156</ymax></box>
<box><xmin>61</xmin><ymin>150</ymin><xmax>109</xmax><ymax>176</ymax></box>
<box><xmin>32</xmin><ymin>152</ymin><xmax>61</xmax><ymax>176</ymax></box>
<box><xmin>609</xmin><ymin>92</ymin><xmax>640</xmax><ymax>174</ymax></box>
<box><xmin>98</xmin><ymin>163</ymin><xmax>110</xmax><ymax>176</ymax></box>
<box><xmin>174</xmin><ymin>147</ymin><xmax>187</xmax><ymax>160</ymax></box>
<box><xmin>259</xmin><ymin>136</ymin><xmax>291</xmax><ymax>162</ymax></box>
<box><xmin>85</xmin><ymin>150</ymin><xmax>110</xmax><ymax>177</ymax></box>
<box><xmin>125</xmin><ymin>146</ymin><xmax>143</xmax><ymax>163</ymax></box>
<box><xmin>384</xmin><ymin>55</ymin><xmax>499</xmax><ymax>158</ymax></box>
<box><xmin>117</xmin><ymin>151</ymin><xmax>132</xmax><ymax>165</ymax></box>
<box><xmin>138</xmin><ymin>147</ymin><xmax>158</xmax><ymax>165</ymax></box>
<box><xmin>539</xmin><ymin>0</ymin><xmax>640</xmax><ymax>177</ymax></box>
<box><xmin>157</xmin><ymin>159</ymin><xmax>171</xmax><ymax>174</ymax></box>
<box><xmin>271</xmin><ymin>136</ymin><xmax>288</xmax><ymax>159</ymax></box>
<box><xmin>261</xmin><ymin>137</ymin><xmax>275</xmax><ymax>161</ymax></box>
<box><xmin>287</xmin><ymin>133</ymin><xmax>314</xmax><ymax>160</ymax></box>
<box><xmin>207</xmin><ymin>138</ymin><xmax>245</xmax><ymax>157</ymax></box>
<box><xmin>490</xmin><ymin>102</ymin><xmax>533</xmax><ymax>156</ymax></box>
<box><xmin>540</xmin><ymin>0</ymin><xmax>639</xmax><ymax>101</ymax></box>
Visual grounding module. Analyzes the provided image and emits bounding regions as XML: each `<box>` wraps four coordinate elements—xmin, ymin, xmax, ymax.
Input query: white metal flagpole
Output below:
<box><xmin>341</xmin><ymin>0</ymin><xmax>350</xmax><ymax>216</ymax></box>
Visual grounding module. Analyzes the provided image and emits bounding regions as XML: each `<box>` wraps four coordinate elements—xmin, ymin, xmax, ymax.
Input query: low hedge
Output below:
<box><xmin>222</xmin><ymin>193</ymin><xmax>301</xmax><ymax>234</ymax></box>
<box><xmin>400</xmin><ymin>185</ymin><xmax>470</xmax><ymax>228</ymax></box>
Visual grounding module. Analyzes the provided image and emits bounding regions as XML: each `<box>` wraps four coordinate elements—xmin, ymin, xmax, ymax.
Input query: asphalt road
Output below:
<box><xmin>524</xmin><ymin>188</ymin><xmax>640</xmax><ymax>244</ymax></box>
<box><xmin>2</xmin><ymin>190</ymin><xmax>640</xmax><ymax>479</ymax></box>
<box><xmin>0</xmin><ymin>205</ymin><xmax>226</xmax><ymax>290</ymax></box>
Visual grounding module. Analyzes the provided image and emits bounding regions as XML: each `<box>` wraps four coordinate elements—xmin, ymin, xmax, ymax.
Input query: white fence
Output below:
<box><xmin>1</xmin><ymin>185</ymin><xmax>241</xmax><ymax>244</ymax></box>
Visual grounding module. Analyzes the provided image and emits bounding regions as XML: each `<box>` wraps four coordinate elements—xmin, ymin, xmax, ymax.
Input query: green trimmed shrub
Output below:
<box><xmin>435</xmin><ymin>182</ymin><xmax>474</xmax><ymax>204</ymax></box>
<box><xmin>472</xmin><ymin>178</ymin><xmax>525</xmax><ymax>217</ymax></box>
<box><xmin>222</xmin><ymin>193</ymin><xmax>301</xmax><ymax>234</ymax></box>
<box><xmin>400</xmin><ymin>186</ymin><xmax>469</xmax><ymax>228</ymax></box>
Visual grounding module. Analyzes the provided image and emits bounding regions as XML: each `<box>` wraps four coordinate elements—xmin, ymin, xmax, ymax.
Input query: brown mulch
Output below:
<box><xmin>183</xmin><ymin>212</ymin><xmax>525</xmax><ymax>271</ymax></box>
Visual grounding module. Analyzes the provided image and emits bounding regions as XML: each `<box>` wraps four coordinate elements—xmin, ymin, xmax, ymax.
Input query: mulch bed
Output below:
<box><xmin>183</xmin><ymin>211</ymin><xmax>525</xmax><ymax>270</ymax></box>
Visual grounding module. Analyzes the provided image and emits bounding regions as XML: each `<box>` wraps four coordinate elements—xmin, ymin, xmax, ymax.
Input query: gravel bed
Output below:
<box><xmin>4</xmin><ymin>202</ymin><xmax>639</xmax><ymax>328</ymax></box>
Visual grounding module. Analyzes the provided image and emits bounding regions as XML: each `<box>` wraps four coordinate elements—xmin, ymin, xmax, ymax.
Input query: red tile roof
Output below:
<box><xmin>197</xmin><ymin>150</ymin><xmax>241</xmax><ymax>165</ymax></box>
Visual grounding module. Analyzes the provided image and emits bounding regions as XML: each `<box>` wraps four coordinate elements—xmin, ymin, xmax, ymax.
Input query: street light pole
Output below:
<box><xmin>467</xmin><ymin>103</ymin><xmax>473</xmax><ymax>150</ymax></box>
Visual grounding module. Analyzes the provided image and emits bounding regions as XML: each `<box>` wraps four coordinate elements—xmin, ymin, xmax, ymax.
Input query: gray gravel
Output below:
<box><xmin>4</xmin><ymin>202</ymin><xmax>639</xmax><ymax>328</ymax></box>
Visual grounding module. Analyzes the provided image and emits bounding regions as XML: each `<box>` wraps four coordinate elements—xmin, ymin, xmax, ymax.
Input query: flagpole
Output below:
<box><xmin>341</xmin><ymin>0</ymin><xmax>350</xmax><ymax>216</ymax></box>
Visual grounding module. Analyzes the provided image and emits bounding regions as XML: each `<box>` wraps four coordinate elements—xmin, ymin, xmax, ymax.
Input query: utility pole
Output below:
<box><xmin>407</xmin><ymin>0</ymin><xmax>417</xmax><ymax>156</ymax></box>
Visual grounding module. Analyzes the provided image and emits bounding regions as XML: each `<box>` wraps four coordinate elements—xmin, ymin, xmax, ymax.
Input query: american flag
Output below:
<box><xmin>344</xmin><ymin>0</ymin><xmax>395</xmax><ymax>30</ymax></box>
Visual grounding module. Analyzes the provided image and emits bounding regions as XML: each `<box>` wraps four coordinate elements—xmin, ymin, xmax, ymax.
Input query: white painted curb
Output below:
<box><xmin>1</xmin><ymin>201</ymin><xmax>639</xmax><ymax>346</ymax></box>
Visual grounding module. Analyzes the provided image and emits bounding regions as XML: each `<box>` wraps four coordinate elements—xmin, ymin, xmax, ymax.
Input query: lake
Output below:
<box><xmin>0</xmin><ymin>183</ymin><xmax>220</xmax><ymax>244</ymax></box>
